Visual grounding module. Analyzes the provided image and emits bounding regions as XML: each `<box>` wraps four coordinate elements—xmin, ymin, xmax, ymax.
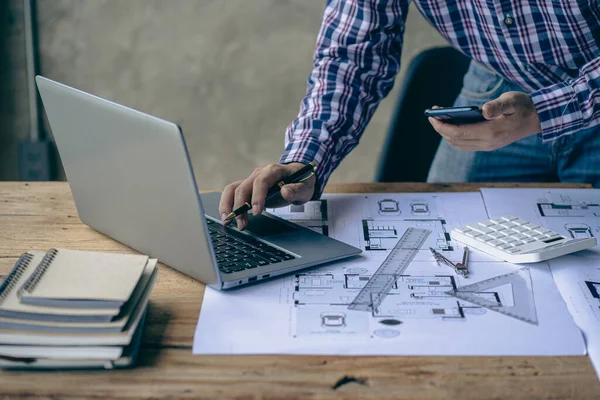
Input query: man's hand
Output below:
<box><xmin>218</xmin><ymin>162</ymin><xmax>316</xmax><ymax>231</ymax></box>
<box><xmin>428</xmin><ymin>92</ymin><xmax>542</xmax><ymax>151</ymax></box>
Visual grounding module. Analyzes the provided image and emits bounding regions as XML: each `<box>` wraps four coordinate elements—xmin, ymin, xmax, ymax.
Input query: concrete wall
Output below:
<box><xmin>3</xmin><ymin>0</ymin><xmax>446</xmax><ymax>187</ymax></box>
<box><xmin>0</xmin><ymin>0</ymin><xmax>28</xmax><ymax>180</ymax></box>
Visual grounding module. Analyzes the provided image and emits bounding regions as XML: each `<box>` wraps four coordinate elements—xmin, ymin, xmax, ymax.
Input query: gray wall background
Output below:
<box><xmin>1</xmin><ymin>0</ymin><xmax>446</xmax><ymax>188</ymax></box>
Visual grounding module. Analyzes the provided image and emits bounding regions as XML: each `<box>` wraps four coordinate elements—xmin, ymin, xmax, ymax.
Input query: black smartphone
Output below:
<box><xmin>424</xmin><ymin>106</ymin><xmax>485</xmax><ymax>125</ymax></box>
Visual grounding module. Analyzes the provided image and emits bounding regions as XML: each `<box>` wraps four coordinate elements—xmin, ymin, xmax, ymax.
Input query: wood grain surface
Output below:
<box><xmin>0</xmin><ymin>182</ymin><xmax>598</xmax><ymax>400</ymax></box>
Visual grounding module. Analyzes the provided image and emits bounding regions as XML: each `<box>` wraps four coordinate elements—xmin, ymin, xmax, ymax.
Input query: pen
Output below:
<box><xmin>224</xmin><ymin>161</ymin><xmax>317</xmax><ymax>223</ymax></box>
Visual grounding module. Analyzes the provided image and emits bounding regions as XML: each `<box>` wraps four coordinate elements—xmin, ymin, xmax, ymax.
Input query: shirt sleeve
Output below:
<box><xmin>531</xmin><ymin>57</ymin><xmax>600</xmax><ymax>142</ymax></box>
<box><xmin>279</xmin><ymin>0</ymin><xmax>409</xmax><ymax>198</ymax></box>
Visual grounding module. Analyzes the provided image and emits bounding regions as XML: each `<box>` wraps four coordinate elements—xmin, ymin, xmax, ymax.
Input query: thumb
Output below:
<box><xmin>482</xmin><ymin>99</ymin><xmax>503</xmax><ymax>120</ymax></box>
<box><xmin>482</xmin><ymin>93</ymin><xmax>517</xmax><ymax>120</ymax></box>
<box><xmin>281</xmin><ymin>181</ymin><xmax>314</xmax><ymax>204</ymax></box>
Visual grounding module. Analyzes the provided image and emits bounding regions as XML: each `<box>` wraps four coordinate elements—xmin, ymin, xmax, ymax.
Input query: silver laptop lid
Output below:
<box><xmin>36</xmin><ymin>76</ymin><xmax>221</xmax><ymax>287</ymax></box>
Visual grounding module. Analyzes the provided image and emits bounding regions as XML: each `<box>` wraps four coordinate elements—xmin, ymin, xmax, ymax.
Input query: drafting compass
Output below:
<box><xmin>430</xmin><ymin>247</ymin><xmax>469</xmax><ymax>278</ymax></box>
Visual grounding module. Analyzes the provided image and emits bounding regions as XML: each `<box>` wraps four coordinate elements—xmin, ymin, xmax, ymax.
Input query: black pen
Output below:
<box><xmin>224</xmin><ymin>162</ymin><xmax>317</xmax><ymax>223</ymax></box>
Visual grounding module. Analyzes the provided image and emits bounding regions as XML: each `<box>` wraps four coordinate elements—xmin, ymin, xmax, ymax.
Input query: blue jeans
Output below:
<box><xmin>427</xmin><ymin>61</ymin><xmax>600</xmax><ymax>187</ymax></box>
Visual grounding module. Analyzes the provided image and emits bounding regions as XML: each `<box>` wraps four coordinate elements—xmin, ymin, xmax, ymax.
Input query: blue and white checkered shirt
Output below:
<box><xmin>280</xmin><ymin>0</ymin><xmax>600</xmax><ymax>195</ymax></box>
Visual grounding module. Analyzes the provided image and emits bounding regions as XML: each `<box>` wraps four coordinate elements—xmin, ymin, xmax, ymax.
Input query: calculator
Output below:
<box><xmin>451</xmin><ymin>216</ymin><xmax>597</xmax><ymax>263</ymax></box>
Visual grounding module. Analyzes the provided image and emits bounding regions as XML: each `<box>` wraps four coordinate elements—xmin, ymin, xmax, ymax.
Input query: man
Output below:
<box><xmin>220</xmin><ymin>0</ymin><xmax>600</xmax><ymax>230</ymax></box>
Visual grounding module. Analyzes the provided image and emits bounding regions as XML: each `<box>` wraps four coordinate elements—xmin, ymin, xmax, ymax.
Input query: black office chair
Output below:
<box><xmin>376</xmin><ymin>46</ymin><xmax>471</xmax><ymax>182</ymax></box>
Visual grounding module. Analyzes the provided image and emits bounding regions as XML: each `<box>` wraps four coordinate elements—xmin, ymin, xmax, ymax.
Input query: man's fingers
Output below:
<box><xmin>428</xmin><ymin>117</ymin><xmax>480</xmax><ymax>140</ymax></box>
<box><xmin>251</xmin><ymin>164</ymin><xmax>287</xmax><ymax>215</ymax></box>
<box><xmin>219</xmin><ymin>180</ymin><xmax>243</xmax><ymax>224</ymax></box>
<box><xmin>221</xmin><ymin>162</ymin><xmax>317</xmax><ymax>230</ymax></box>
<box><xmin>233</xmin><ymin>169</ymin><xmax>263</xmax><ymax>230</ymax></box>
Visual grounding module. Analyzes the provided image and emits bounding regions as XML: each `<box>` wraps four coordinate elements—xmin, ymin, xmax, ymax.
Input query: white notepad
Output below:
<box><xmin>18</xmin><ymin>248</ymin><xmax>148</xmax><ymax>308</ymax></box>
<box><xmin>0</xmin><ymin>260</ymin><xmax>158</xmax><ymax>345</ymax></box>
<box><xmin>0</xmin><ymin>252</ymin><xmax>120</xmax><ymax>322</ymax></box>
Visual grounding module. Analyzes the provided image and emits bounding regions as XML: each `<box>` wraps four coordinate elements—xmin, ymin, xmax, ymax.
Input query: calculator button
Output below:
<box><xmin>522</xmin><ymin>231</ymin><xmax>537</xmax><ymax>238</ymax></box>
<box><xmin>489</xmin><ymin>225</ymin><xmax>506</xmax><ymax>232</ymax></box>
<box><xmin>499</xmin><ymin>244</ymin><xmax>513</xmax><ymax>250</ymax></box>
<box><xmin>521</xmin><ymin>223</ymin><xmax>538</xmax><ymax>230</ymax></box>
<box><xmin>500</xmin><ymin>237</ymin><xmax>516</xmax><ymax>244</ymax></box>
<box><xmin>500</xmin><ymin>222</ymin><xmax>518</xmax><ymax>230</ymax></box>
<box><xmin>534</xmin><ymin>228</ymin><xmax>552</xmax><ymax>235</ymax></box>
<box><xmin>478</xmin><ymin>221</ymin><xmax>495</xmax><ymax>227</ymax></box>
<box><xmin>465</xmin><ymin>231</ymin><xmax>482</xmax><ymax>238</ymax></box>
<box><xmin>511</xmin><ymin>226</ymin><xmax>526</xmax><ymax>233</ymax></box>
<box><xmin>487</xmin><ymin>239</ymin><xmax>504</xmax><ymax>247</ymax></box>
<box><xmin>531</xmin><ymin>234</ymin><xmax>546</xmax><ymax>240</ymax></box>
<box><xmin>489</xmin><ymin>218</ymin><xmax>504</xmax><ymax>225</ymax></box>
<box><xmin>513</xmin><ymin>219</ymin><xmax>529</xmax><ymax>226</ymax></box>
<box><xmin>468</xmin><ymin>225</ymin><xmax>493</xmax><ymax>234</ymax></box>
<box><xmin>512</xmin><ymin>233</ymin><xmax>527</xmax><ymax>240</ymax></box>
<box><xmin>488</xmin><ymin>232</ymin><xmax>505</xmax><ymax>239</ymax></box>
<box><xmin>501</xmin><ymin>216</ymin><xmax>519</xmax><ymax>221</ymax></box>
<box><xmin>507</xmin><ymin>248</ymin><xmax>521</xmax><ymax>253</ymax></box>
<box><xmin>454</xmin><ymin>228</ymin><xmax>471</xmax><ymax>234</ymax></box>
<box><xmin>524</xmin><ymin>238</ymin><xmax>536</xmax><ymax>243</ymax></box>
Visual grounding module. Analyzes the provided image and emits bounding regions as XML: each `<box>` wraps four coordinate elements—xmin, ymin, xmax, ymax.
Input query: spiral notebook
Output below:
<box><xmin>18</xmin><ymin>248</ymin><xmax>148</xmax><ymax>309</ymax></box>
<box><xmin>0</xmin><ymin>312</ymin><xmax>146</xmax><ymax>370</ymax></box>
<box><xmin>0</xmin><ymin>252</ymin><xmax>121</xmax><ymax>322</ymax></box>
<box><xmin>0</xmin><ymin>259</ymin><xmax>158</xmax><ymax>345</ymax></box>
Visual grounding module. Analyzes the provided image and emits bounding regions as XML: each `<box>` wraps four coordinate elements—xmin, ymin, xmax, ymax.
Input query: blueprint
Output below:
<box><xmin>267</xmin><ymin>200</ymin><xmax>329</xmax><ymax>236</ymax></box>
<box><xmin>548</xmin><ymin>256</ymin><xmax>600</xmax><ymax>379</ymax></box>
<box><xmin>194</xmin><ymin>193</ymin><xmax>585</xmax><ymax>356</ymax></box>
<box><xmin>481</xmin><ymin>188</ymin><xmax>600</xmax><ymax>257</ymax></box>
<box><xmin>482</xmin><ymin>188</ymin><xmax>600</xmax><ymax>378</ymax></box>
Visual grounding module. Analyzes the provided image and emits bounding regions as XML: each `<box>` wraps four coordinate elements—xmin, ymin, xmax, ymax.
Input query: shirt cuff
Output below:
<box><xmin>279</xmin><ymin>136</ymin><xmax>333</xmax><ymax>200</ymax></box>
<box><xmin>530</xmin><ymin>80</ymin><xmax>584</xmax><ymax>142</ymax></box>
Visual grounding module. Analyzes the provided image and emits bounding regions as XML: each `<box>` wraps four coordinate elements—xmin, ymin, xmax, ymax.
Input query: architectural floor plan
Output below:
<box><xmin>482</xmin><ymin>188</ymin><xmax>600</xmax><ymax>256</ymax></box>
<box><xmin>482</xmin><ymin>188</ymin><xmax>600</xmax><ymax>378</ymax></box>
<box><xmin>267</xmin><ymin>200</ymin><xmax>329</xmax><ymax>236</ymax></box>
<box><xmin>194</xmin><ymin>192</ymin><xmax>585</xmax><ymax>357</ymax></box>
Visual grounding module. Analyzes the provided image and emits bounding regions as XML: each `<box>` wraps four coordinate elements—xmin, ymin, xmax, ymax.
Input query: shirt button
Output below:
<box><xmin>504</xmin><ymin>13</ymin><xmax>514</xmax><ymax>26</ymax></box>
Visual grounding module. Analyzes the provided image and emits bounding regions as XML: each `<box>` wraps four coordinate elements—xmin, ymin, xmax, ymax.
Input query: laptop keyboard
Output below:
<box><xmin>206</xmin><ymin>219</ymin><xmax>295</xmax><ymax>274</ymax></box>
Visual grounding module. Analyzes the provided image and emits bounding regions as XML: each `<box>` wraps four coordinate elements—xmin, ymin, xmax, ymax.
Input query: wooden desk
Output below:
<box><xmin>1</xmin><ymin>182</ymin><xmax>599</xmax><ymax>399</ymax></box>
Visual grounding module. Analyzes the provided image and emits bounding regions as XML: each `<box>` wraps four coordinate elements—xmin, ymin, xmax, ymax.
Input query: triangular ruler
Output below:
<box><xmin>446</xmin><ymin>267</ymin><xmax>538</xmax><ymax>325</ymax></box>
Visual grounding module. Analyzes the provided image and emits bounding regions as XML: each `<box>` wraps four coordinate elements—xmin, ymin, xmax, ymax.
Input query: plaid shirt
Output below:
<box><xmin>279</xmin><ymin>0</ymin><xmax>600</xmax><ymax>196</ymax></box>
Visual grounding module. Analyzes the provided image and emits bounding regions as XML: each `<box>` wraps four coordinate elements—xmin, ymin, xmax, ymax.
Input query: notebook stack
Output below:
<box><xmin>0</xmin><ymin>248</ymin><xmax>158</xmax><ymax>369</ymax></box>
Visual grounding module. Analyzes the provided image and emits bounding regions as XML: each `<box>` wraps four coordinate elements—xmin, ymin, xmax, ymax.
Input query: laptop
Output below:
<box><xmin>35</xmin><ymin>76</ymin><xmax>361</xmax><ymax>289</ymax></box>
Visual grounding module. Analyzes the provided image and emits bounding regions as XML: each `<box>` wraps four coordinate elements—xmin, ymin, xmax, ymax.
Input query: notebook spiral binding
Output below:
<box><xmin>0</xmin><ymin>252</ymin><xmax>35</xmax><ymax>304</ymax></box>
<box><xmin>17</xmin><ymin>249</ymin><xmax>59</xmax><ymax>297</ymax></box>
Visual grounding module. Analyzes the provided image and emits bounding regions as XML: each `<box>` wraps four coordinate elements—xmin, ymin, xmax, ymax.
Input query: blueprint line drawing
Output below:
<box><xmin>378</xmin><ymin>199</ymin><xmax>400</xmax><ymax>215</ymax></box>
<box><xmin>292</xmin><ymin>268</ymin><xmax>501</xmax><ymax>338</ymax></box>
<box><xmin>195</xmin><ymin>192</ymin><xmax>586</xmax><ymax>357</ymax></box>
<box><xmin>536</xmin><ymin>191</ymin><xmax>600</xmax><ymax>218</ymax></box>
<box><xmin>537</xmin><ymin>202</ymin><xmax>600</xmax><ymax>217</ymax></box>
<box><xmin>267</xmin><ymin>200</ymin><xmax>329</xmax><ymax>236</ymax></box>
<box><xmin>410</xmin><ymin>202</ymin><xmax>430</xmax><ymax>216</ymax></box>
<box><xmin>586</xmin><ymin>281</ymin><xmax>600</xmax><ymax>301</ymax></box>
<box><xmin>361</xmin><ymin>219</ymin><xmax>453</xmax><ymax>252</ymax></box>
<box><xmin>565</xmin><ymin>223</ymin><xmax>594</xmax><ymax>238</ymax></box>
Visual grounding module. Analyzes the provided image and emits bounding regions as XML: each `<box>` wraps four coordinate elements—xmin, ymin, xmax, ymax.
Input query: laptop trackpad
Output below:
<box><xmin>245</xmin><ymin>214</ymin><xmax>299</xmax><ymax>237</ymax></box>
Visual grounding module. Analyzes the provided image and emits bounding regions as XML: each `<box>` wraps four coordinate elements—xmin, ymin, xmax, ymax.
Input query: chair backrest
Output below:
<box><xmin>375</xmin><ymin>46</ymin><xmax>471</xmax><ymax>182</ymax></box>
